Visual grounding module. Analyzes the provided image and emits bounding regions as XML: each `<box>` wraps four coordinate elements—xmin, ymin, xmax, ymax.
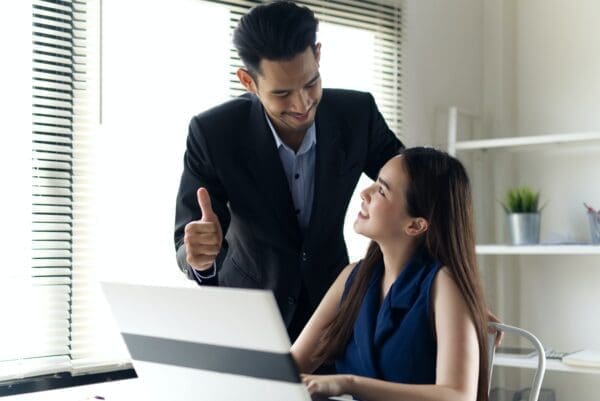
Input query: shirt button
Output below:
<box><xmin>301</xmin><ymin>252</ymin><xmax>308</xmax><ymax>262</ymax></box>
<box><xmin>287</xmin><ymin>296</ymin><xmax>296</xmax><ymax>305</ymax></box>
<box><xmin>294</xmin><ymin>173</ymin><xmax>300</xmax><ymax>179</ymax></box>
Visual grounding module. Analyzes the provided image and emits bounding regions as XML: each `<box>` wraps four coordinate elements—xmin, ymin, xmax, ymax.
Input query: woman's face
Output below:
<box><xmin>354</xmin><ymin>156</ymin><xmax>416</xmax><ymax>242</ymax></box>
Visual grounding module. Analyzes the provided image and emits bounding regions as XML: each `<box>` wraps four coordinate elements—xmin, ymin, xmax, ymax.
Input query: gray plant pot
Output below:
<box><xmin>507</xmin><ymin>213</ymin><xmax>540</xmax><ymax>245</ymax></box>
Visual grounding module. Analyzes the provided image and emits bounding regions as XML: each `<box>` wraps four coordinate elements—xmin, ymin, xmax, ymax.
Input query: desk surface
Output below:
<box><xmin>4</xmin><ymin>377</ymin><xmax>355</xmax><ymax>401</ymax></box>
<box><xmin>3</xmin><ymin>379</ymin><xmax>352</xmax><ymax>401</ymax></box>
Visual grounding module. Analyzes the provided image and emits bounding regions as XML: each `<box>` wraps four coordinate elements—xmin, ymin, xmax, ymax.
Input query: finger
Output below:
<box><xmin>184</xmin><ymin>232</ymin><xmax>220</xmax><ymax>245</ymax></box>
<box><xmin>197</xmin><ymin>187</ymin><xmax>217</xmax><ymax>222</ymax></box>
<box><xmin>308</xmin><ymin>381</ymin><xmax>323</xmax><ymax>395</ymax></box>
<box><xmin>305</xmin><ymin>380</ymin><xmax>318</xmax><ymax>394</ymax></box>
<box><xmin>495</xmin><ymin>331</ymin><xmax>504</xmax><ymax>347</ymax></box>
<box><xmin>487</xmin><ymin>308</ymin><xmax>501</xmax><ymax>323</ymax></box>
<box><xmin>185</xmin><ymin>243</ymin><xmax>220</xmax><ymax>256</ymax></box>
<box><xmin>186</xmin><ymin>251</ymin><xmax>216</xmax><ymax>263</ymax></box>
<box><xmin>185</xmin><ymin>221</ymin><xmax>218</xmax><ymax>235</ymax></box>
<box><xmin>186</xmin><ymin>254</ymin><xmax>217</xmax><ymax>269</ymax></box>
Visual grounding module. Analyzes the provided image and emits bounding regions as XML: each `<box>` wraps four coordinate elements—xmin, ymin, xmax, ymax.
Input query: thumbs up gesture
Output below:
<box><xmin>184</xmin><ymin>187</ymin><xmax>223</xmax><ymax>271</ymax></box>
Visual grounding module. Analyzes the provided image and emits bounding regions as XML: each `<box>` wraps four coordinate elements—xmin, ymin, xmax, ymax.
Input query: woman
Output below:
<box><xmin>291</xmin><ymin>147</ymin><xmax>489</xmax><ymax>401</ymax></box>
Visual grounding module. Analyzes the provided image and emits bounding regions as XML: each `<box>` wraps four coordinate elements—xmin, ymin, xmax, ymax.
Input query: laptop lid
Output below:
<box><xmin>101</xmin><ymin>282</ymin><xmax>311</xmax><ymax>401</ymax></box>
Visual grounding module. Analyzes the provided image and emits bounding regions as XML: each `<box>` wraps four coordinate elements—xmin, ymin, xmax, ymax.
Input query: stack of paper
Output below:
<box><xmin>562</xmin><ymin>349</ymin><xmax>600</xmax><ymax>368</ymax></box>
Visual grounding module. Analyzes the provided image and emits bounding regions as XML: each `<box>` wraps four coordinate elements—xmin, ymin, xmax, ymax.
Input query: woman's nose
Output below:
<box><xmin>360</xmin><ymin>187</ymin><xmax>371</xmax><ymax>202</ymax></box>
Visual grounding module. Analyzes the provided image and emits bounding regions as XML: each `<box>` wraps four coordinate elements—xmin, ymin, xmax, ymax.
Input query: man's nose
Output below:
<box><xmin>291</xmin><ymin>90</ymin><xmax>310</xmax><ymax>113</ymax></box>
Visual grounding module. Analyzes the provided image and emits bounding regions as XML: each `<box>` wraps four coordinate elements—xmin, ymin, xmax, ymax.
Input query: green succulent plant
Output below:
<box><xmin>501</xmin><ymin>186</ymin><xmax>541</xmax><ymax>213</ymax></box>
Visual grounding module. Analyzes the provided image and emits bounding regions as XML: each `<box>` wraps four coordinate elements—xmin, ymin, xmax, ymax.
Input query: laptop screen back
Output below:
<box><xmin>101</xmin><ymin>282</ymin><xmax>311</xmax><ymax>401</ymax></box>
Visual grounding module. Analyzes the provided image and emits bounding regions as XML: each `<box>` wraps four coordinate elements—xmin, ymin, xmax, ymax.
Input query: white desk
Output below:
<box><xmin>4</xmin><ymin>377</ymin><xmax>354</xmax><ymax>401</ymax></box>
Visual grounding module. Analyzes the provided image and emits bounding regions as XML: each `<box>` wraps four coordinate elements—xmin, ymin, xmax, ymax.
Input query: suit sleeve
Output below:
<box><xmin>174</xmin><ymin>116</ymin><xmax>230</xmax><ymax>285</ymax></box>
<box><xmin>363</xmin><ymin>93</ymin><xmax>405</xmax><ymax>180</ymax></box>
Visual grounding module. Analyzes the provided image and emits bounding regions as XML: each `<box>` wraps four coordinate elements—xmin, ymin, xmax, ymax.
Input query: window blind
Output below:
<box><xmin>222</xmin><ymin>0</ymin><xmax>403</xmax><ymax>134</ymax></box>
<box><xmin>0</xmin><ymin>0</ymin><xmax>130</xmax><ymax>382</ymax></box>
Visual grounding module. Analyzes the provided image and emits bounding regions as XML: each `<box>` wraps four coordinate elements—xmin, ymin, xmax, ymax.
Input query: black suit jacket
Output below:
<box><xmin>174</xmin><ymin>89</ymin><xmax>403</xmax><ymax>328</ymax></box>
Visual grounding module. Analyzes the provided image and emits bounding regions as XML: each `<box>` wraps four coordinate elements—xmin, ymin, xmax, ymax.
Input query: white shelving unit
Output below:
<box><xmin>447</xmin><ymin>108</ymin><xmax>600</xmax><ymax>155</ymax></box>
<box><xmin>494</xmin><ymin>353</ymin><xmax>600</xmax><ymax>375</ymax></box>
<box><xmin>448</xmin><ymin>106</ymin><xmax>600</xmax><ymax>258</ymax></box>
<box><xmin>448</xmin><ymin>107</ymin><xmax>600</xmax><ymax>374</ymax></box>
<box><xmin>453</xmin><ymin>131</ymin><xmax>600</xmax><ymax>152</ymax></box>
<box><xmin>476</xmin><ymin>244</ymin><xmax>600</xmax><ymax>255</ymax></box>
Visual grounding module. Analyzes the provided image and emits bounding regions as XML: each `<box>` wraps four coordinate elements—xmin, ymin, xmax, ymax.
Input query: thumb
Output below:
<box><xmin>197</xmin><ymin>187</ymin><xmax>217</xmax><ymax>222</ymax></box>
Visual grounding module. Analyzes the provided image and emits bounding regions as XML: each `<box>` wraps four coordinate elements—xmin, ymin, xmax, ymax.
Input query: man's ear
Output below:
<box><xmin>236</xmin><ymin>68</ymin><xmax>257</xmax><ymax>94</ymax></box>
<box><xmin>314</xmin><ymin>42</ymin><xmax>321</xmax><ymax>64</ymax></box>
<box><xmin>405</xmin><ymin>217</ymin><xmax>429</xmax><ymax>237</ymax></box>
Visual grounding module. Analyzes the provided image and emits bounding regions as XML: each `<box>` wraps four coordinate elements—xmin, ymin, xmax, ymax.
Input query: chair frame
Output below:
<box><xmin>488</xmin><ymin>322</ymin><xmax>547</xmax><ymax>401</ymax></box>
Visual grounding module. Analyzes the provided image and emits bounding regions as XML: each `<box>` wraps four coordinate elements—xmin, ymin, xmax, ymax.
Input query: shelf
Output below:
<box><xmin>454</xmin><ymin>131</ymin><xmax>600</xmax><ymax>151</ymax></box>
<box><xmin>476</xmin><ymin>244</ymin><xmax>600</xmax><ymax>255</ymax></box>
<box><xmin>494</xmin><ymin>353</ymin><xmax>600</xmax><ymax>375</ymax></box>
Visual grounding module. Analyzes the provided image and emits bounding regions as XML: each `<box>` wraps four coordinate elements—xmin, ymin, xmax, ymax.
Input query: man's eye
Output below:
<box><xmin>275</xmin><ymin>92</ymin><xmax>289</xmax><ymax>97</ymax></box>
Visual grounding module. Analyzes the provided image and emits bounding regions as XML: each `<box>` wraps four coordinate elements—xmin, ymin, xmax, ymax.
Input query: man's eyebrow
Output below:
<box><xmin>270</xmin><ymin>88</ymin><xmax>289</xmax><ymax>95</ymax></box>
<box><xmin>305</xmin><ymin>72</ymin><xmax>320</xmax><ymax>86</ymax></box>
<box><xmin>377</xmin><ymin>177</ymin><xmax>391</xmax><ymax>190</ymax></box>
<box><xmin>269</xmin><ymin>73</ymin><xmax>320</xmax><ymax>95</ymax></box>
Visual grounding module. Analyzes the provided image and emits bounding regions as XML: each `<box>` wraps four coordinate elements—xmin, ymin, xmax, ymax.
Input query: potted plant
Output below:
<box><xmin>501</xmin><ymin>186</ymin><xmax>542</xmax><ymax>245</ymax></box>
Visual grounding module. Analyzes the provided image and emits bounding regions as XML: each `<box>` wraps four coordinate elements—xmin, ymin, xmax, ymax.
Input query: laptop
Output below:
<box><xmin>101</xmin><ymin>282</ymin><xmax>350</xmax><ymax>401</ymax></box>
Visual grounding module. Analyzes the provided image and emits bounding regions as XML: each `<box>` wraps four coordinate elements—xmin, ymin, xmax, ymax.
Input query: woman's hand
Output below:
<box><xmin>487</xmin><ymin>309</ymin><xmax>504</xmax><ymax>346</ymax></box>
<box><xmin>301</xmin><ymin>374</ymin><xmax>353</xmax><ymax>396</ymax></box>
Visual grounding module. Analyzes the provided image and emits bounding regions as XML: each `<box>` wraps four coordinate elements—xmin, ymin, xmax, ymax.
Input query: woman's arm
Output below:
<box><xmin>291</xmin><ymin>263</ymin><xmax>357</xmax><ymax>374</ymax></box>
<box><xmin>303</xmin><ymin>267</ymin><xmax>480</xmax><ymax>401</ymax></box>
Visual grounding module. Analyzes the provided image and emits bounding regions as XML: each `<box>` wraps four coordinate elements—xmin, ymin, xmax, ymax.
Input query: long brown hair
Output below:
<box><xmin>314</xmin><ymin>147</ymin><xmax>489</xmax><ymax>401</ymax></box>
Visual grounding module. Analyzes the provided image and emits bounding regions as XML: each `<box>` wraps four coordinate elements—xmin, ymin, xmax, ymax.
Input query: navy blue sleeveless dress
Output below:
<box><xmin>335</xmin><ymin>255</ymin><xmax>443</xmax><ymax>387</ymax></box>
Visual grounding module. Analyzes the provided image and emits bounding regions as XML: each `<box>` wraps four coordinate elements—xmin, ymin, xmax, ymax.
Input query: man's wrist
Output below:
<box><xmin>191</xmin><ymin>263</ymin><xmax>217</xmax><ymax>281</ymax></box>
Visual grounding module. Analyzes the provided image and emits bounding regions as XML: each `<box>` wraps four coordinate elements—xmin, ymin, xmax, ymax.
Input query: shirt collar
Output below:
<box><xmin>264</xmin><ymin>112</ymin><xmax>316</xmax><ymax>155</ymax></box>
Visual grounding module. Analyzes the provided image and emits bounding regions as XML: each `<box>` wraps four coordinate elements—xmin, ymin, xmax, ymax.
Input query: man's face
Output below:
<box><xmin>241</xmin><ymin>45</ymin><xmax>322</xmax><ymax>137</ymax></box>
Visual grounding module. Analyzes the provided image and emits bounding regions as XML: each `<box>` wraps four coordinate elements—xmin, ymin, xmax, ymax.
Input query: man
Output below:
<box><xmin>174</xmin><ymin>1</ymin><xmax>403</xmax><ymax>341</ymax></box>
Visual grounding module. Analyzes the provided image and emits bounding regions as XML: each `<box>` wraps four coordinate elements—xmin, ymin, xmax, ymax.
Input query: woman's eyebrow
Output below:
<box><xmin>377</xmin><ymin>177</ymin><xmax>391</xmax><ymax>190</ymax></box>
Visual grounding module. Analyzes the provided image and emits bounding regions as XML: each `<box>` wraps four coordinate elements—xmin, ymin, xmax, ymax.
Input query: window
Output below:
<box><xmin>0</xmin><ymin>0</ymin><xmax>131</xmax><ymax>387</ymax></box>
<box><xmin>0</xmin><ymin>0</ymin><xmax>402</xmax><ymax>392</ymax></box>
<box><xmin>99</xmin><ymin>0</ymin><xmax>403</xmax><ymax>282</ymax></box>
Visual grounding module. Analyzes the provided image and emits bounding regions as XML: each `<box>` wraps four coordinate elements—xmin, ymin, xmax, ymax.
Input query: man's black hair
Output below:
<box><xmin>233</xmin><ymin>1</ymin><xmax>318</xmax><ymax>77</ymax></box>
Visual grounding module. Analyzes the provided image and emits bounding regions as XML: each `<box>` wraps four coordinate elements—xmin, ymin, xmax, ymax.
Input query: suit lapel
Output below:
<box><xmin>304</xmin><ymin>101</ymin><xmax>345</xmax><ymax>247</ymax></box>
<box><xmin>243</xmin><ymin>96</ymin><xmax>301</xmax><ymax>244</ymax></box>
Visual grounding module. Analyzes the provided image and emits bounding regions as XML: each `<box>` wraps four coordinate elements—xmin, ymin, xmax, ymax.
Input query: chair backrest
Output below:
<box><xmin>488</xmin><ymin>322</ymin><xmax>547</xmax><ymax>401</ymax></box>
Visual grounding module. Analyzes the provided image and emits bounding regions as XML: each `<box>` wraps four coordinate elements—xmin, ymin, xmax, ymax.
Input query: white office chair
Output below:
<box><xmin>488</xmin><ymin>323</ymin><xmax>547</xmax><ymax>401</ymax></box>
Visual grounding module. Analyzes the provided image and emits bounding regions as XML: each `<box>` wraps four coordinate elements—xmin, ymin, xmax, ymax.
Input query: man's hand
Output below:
<box><xmin>184</xmin><ymin>187</ymin><xmax>223</xmax><ymax>271</ymax></box>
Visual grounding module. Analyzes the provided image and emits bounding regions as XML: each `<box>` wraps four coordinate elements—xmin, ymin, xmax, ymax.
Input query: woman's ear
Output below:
<box><xmin>405</xmin><ymin>217</ymin><xmax>429</xmax><ymax>237</ymax></box>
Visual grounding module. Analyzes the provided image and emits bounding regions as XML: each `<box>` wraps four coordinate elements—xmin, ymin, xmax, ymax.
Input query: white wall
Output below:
<box><xmin>515</xmin><ymin>1</ymin><xmax>600</xmax><ymax>399</ymax></box>
<box><xmin>344</xmin><ymin>0</ymin><xmax>485</xmax><ymax>262</ymax></box>
<box><xmin>402</xmin><ymin>0</ymin><xmax>484</xmax><ymax>147</ymax></box>
<box><xmin>482</xmin><ymin>1</ymin><xmax>600</xmax><ymax>399</ymax></box>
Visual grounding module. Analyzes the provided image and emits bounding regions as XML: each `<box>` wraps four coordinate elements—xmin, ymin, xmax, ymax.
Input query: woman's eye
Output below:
<box><xmin>378</xmin><ymin>186</ymin><xmax>385</xmax><ymax>196</ymax></box>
